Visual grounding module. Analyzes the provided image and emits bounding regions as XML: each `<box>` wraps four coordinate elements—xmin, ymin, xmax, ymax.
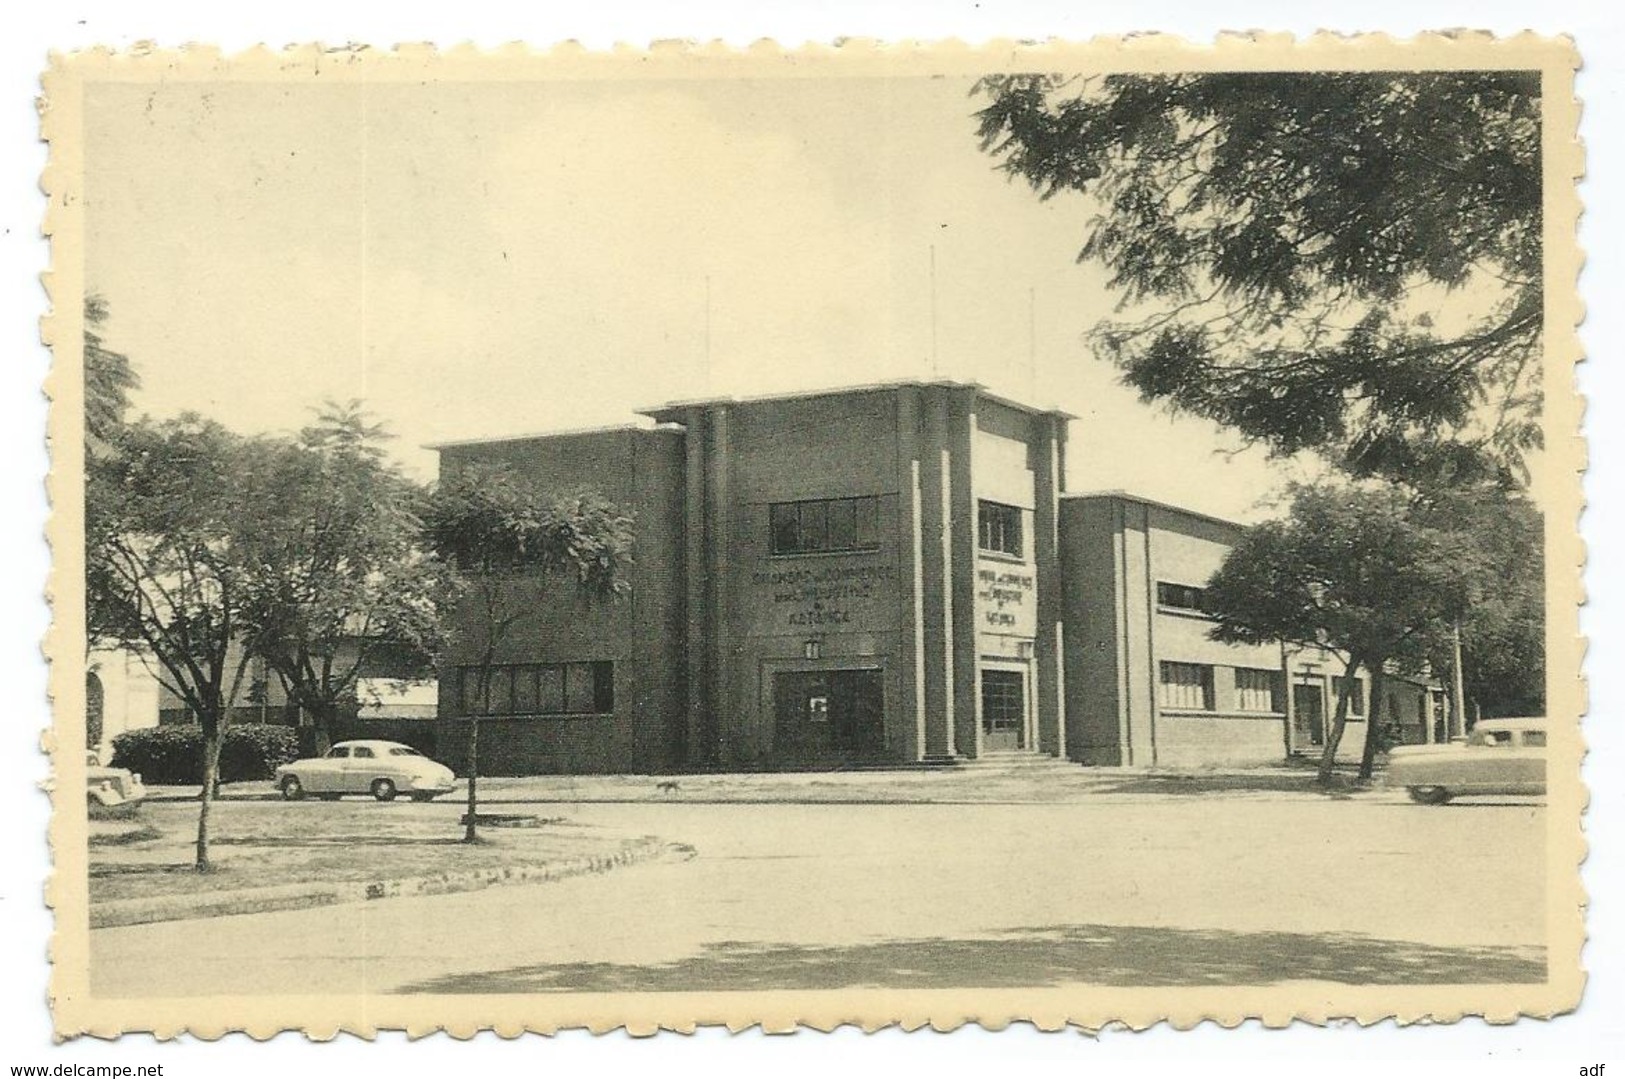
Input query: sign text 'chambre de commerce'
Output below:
<box><xmin>748</xmin><ymin>562</ymin><xmax>897</xmax><ymax>633</ymax></box>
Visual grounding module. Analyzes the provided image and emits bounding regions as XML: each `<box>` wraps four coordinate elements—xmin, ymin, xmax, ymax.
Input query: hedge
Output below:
<box><xmin>110</xmin><ymin>724</ymin><xmax>301</xmax><ymax>785</ymax></box>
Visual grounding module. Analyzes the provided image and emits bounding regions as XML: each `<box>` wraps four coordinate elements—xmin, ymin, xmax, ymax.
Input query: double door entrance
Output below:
<box><xmin>773</xmin><ymin>668</ymin><xmax>884</xmax><ymax>765</ymax></box>
<box><xmin>980</xmin><ymin>665</ymin><xmax>1030</xmax><ymax>753</ymax></box>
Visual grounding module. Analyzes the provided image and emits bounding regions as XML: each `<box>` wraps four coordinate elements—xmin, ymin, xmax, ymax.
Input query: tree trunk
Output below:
<box><xmin>195</xmin><ymin>720</ymin><xmax>224</xmax><ymax>872</ymax></box>
<box><xmin>310</xmin><ymin>702</ymin><xmax>335</xmax><ymax>757</ymax></box>
<box><xmin>463</xmin><ymin>713</ymin><xmax>480</xmax><ymax>843</ymax></box>
<box><xmin>1358</xmin><ymin>666</ymin><xmax>1389</xmax><ymax>780</ymax></box>
<box><xmin>1316</xmin><ymin>658</ymin><xmax>1360</xmax><ymax>785</ymax></box>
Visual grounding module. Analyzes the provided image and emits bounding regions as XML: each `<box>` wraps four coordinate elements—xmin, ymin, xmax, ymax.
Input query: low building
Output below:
<box><xmin>1060</xmin><ymin>492</ymin><xmax>1440</xmax><ymax>768</ymax></box>
<box><xmin>154</xmin><ymin>642</ymin><xmax>441</xmax><ymax>755</ymax></box>
<box><xmin>86</xmin><ymin>646</ymin><xmax>162</xmax><ymax>761</ymax></box>
<box><xmin>431</xmin><ymin>381</ymin><xmax>1442</xmax><ymax>775</ymax></box>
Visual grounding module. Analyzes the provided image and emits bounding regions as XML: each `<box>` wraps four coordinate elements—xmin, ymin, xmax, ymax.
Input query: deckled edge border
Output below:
<box><xmin>37</xmin><ymin>31</ymin><xmax>1588</xmax><ymax>1040</ymax></box>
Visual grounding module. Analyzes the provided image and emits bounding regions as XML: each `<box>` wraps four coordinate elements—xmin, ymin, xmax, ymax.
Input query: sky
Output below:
<box><xmin>88</xmin><ymin>72</ymin><xmax>1325</xmax><ymax>523</ymax></box>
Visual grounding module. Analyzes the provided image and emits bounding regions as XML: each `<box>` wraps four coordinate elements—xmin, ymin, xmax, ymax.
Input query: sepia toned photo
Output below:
<box><xmin>42</xmin><ymin>35</ymin><xmax>1584</xmax><ymax>1037</ymax></box>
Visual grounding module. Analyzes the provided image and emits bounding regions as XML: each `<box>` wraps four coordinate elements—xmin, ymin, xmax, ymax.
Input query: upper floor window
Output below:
<box><xmin>978</xmin><ymin>500</ymin><xmax>1024</xmax><ymax>558</ymax></box>
<box><xmin>1156</xmin><ymin>582</ymin><xmax>1207</xmax><ymax>613</ymax></box>
<box><xmin>770</xmin><ymin>497</ymin><xmax>880</xmax><ymax>555</ymax></box>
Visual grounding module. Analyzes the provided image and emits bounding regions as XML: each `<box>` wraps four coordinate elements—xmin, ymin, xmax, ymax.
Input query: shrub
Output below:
<box><xmin>218</xmin><ymin>724</ymin><xmax>301</xmax><ymax>781</ymax></box>
<box><xmin>111</xmin><ymin>724</ymin><xmax>301</xmax><ymax>785</ymax></box>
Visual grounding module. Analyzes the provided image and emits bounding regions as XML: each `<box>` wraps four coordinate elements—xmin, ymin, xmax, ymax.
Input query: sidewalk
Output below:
<box><xmin>166</xmin><ymin>758</ymin><xmax>1382</xmax><ymax>807</ymax></box>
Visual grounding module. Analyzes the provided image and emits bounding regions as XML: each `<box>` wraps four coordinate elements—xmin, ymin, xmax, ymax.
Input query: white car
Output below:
<box><xmin>274</xmin><ymin>740</ymin><xmax>458</xmax><ymax>803</ymax></box>
<box><xmin>1386</xmin><ymin>717</ymin><xmax>1547</xmax><ymax>804</ymax></box>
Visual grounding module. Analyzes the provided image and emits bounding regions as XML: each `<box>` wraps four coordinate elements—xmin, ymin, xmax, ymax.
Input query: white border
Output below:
<box><xmin>3</xmin><ymin>1</ymin><xmax>1620</xmax><ymax>1070</ymax></box>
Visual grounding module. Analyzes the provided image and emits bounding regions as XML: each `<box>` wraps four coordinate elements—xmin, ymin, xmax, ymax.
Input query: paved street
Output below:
<box><xmin>88</xmin><ymin>788</ymin><xmax>1547</xmax><ymax>997</ymax></box>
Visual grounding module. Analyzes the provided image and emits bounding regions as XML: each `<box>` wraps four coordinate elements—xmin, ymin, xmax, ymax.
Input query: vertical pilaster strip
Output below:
<box><xmin>1033</xmin><ymin>413</ymin><xmax>1063</xmax><ymax>756</ymax></box>
<box><xmin>708</xmin><ymin>406</ymin><xmax>732</xmax><ymax>765</ymax></box>
<box><xmin>948</xmin><ymin>387</ymin><xmax>979</xmax><ymax>759</ymax></box>
<box><xmin>894</xmin><ymin>386</ymin><xmax>927</xmax><ymax>762</ymax></box>
<box><xmin>683</xmin><ymin>407</ymin><xmax>710</xmax><ymax>767</ymax></box>
<box><xmin>1113</xmin><ymin>499</ymin><xmax>1134</xmax><ymax>766</ymax></box>
<box><xmin>920</xmin><ymin>387</ymin><xmax>953</xmax><ymax>758</ymax></box>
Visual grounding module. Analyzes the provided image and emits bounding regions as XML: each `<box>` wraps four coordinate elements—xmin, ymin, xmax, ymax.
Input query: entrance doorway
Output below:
<box><xmin>772</xmin><ymin>669</ymin><xmax>884</xmax><ymax>764</ymax></box>
<box><xmin>1293</xmin><ymin>682</ymin><xmax>1326</xmax><ymax>749</ymax></box>
<box><xmin>980</xmin><ymin>668</ymin><xmax>1026</xmax><ymax>752</ymax></box>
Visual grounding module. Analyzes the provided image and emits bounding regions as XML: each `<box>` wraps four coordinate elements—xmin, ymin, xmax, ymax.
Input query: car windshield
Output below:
<box><xmin>387</xmin><ymin>747</ymin><xmax>423</xmax><ymax>757</ymax></box>
<box><xmin>1471</xmin><ymin>729</ymin><xmax>1515</xmax><ymax>747</ymax></box>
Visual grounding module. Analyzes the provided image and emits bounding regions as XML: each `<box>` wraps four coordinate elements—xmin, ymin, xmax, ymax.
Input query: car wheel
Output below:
<box><xmin>280</xmin><ymin>775</ymin><xmax>305</xmax><ymax>801</ymax></box>
<box><xmin>1408</xmin><ymin>785</ymin><xmax>1452</xmax><ymax>805</ymax></box>
<box><xmin>410</xmin><ymin>792</ymin><xmax>437</xmax><ymax>803</ymax></box>
<box><xmin>371</xmin><ymin>779</ymin><xmax>398</xmax><ymax>802</ymax></box>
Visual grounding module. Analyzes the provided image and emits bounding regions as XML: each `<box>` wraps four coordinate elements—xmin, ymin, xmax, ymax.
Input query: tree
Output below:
<box><xmin>86</xmin><ymin>416</ymin><xmax>271</xmax><ymax>869</ymax></box>
<box><xmin>236</xmin><ymin>403</ymin><xmax>449</xmax><ymax>755</ymax></box>
<box><xmin>83</xmin><ymin>294</ymin><xmax>139</xmax><ymax>455</ymax></box>
<box><xmin>974</xmin><ymin>72</ymin><xmax>1542</xmax><ymax>486</ymax></box>
<box><xmin>1424</xmin><ymin>489</ymin><xmax>1545</xmax><ymax>720</ymax></box>
<box><xmin>423</xmin><ymin>466</ymin><xmax>634</xmax><ymax>842</ymax></box>
<box><xmin>1203</xmin><ymin>483</ymin><xmax>1488</xmax><ymax>782</ymax></box>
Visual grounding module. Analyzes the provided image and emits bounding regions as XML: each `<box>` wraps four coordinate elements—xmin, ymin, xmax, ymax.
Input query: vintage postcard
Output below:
<box><xmin>42</xmin><ymin>34</ymin><xmax>1584</xmax><ymax>1037</ymax></box>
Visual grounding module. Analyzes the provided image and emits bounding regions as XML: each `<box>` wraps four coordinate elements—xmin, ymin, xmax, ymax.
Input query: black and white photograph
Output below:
<box><xmin>30</xmin><ymin>32</ymin><xmax>1593</xmax><ymax>1044</ymax></box>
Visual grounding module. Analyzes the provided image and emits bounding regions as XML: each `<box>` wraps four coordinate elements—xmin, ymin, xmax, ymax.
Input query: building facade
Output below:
<box><xmin>431</xmin><ymin>382</ymin><xmax>1440</xmax><ymax>775</ymax></box>
<box><xmin>1060</xmin><ymin>493</ymin><xmax>1440</xmax><ymax>768</ymax></box>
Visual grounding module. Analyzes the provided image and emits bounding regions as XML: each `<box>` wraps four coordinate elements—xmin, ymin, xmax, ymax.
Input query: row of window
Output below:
<box><xmin>457</xmin><ymin>661</ymin><xmax>615</xmax><ymax>716</ymax></box>
<box><xmin>770</xmin><ymin>497</ymin><xmax>881</xmax><ymax>555</ymax></box>
<box><xmin>1158</xmin><ymin>663</ymin><xmax>1369</xmax><ymax>717</ymax></box>
<box><xmin>768</xmin><ymin>496</ymin><xmax>1028</xmax><ymax>559</ymax></box>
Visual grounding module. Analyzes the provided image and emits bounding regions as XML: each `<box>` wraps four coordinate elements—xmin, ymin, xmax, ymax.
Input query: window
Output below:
<box><xmin>1156</xmin><ymin>582</ymin><xmax>1207</xmax><ymax>612</ymax></box>
<box><xmin>978</xmin><ymin>500</ymin><xmax>1024</xmax><ymax>558</ymax></box>
<box><xmin>1334</xmin><ymin>676</ymin><xmax>1366</xmax><ymax>717</ymax></box>
<box><xmin>351</xmin><ymin>746</ymin><xmax>375</xmax><ymax>759</ymax></box>
<box><xmin>387</xmin><ymin>747</ymin><xmax>423</xmax><ymax>757</ymax></box>
<box><xmin>457</xmin><ymin>661</ymin><xmax>615</xmax><ymax>716</ymax></box>
<box><xmin>537</xmin><ymin>665</ymin><xmax>565</xmax><ymax>713</ymax></box>
<box><xmin>564</xmin><ymin>662</ymin><xmax>597</xmax><ymax>714</ymax></box>
<box><xmin>1159</xmin><ymin>662</ymin><xmax>1215</xmax><ymax>711</ymax></box>
<box><xmin>325</xmin><ymin>746</ymin><xmax>350</xmax><ymax>759</ymax></box>
<box><xmin>1235</xmin><ymin>668</ymin><xmax>1283</xmax><ymax>713</ymax></box>
<box><xmin>770</xmin><ymin>497</ymin><xmax>881</xmax><ymax>555</ymax></box>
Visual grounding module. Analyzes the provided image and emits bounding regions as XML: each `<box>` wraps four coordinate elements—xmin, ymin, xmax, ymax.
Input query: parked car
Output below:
<box><xmin>86</xmin><ymin>750</ymin><xmax>147</xmax><ymax>817</ymax></box>
<box><xmin>274</xmin><ymin>740</ymin><xmax>458</xmax><ymax>802</ymax></box>
<box><xmin>1386</xmin><ymin>717</ymin><xmax>1547</xmax><ymax>804</ymax></box>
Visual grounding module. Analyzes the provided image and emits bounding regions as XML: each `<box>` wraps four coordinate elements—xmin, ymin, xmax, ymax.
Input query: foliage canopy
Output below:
<box><xmin>975</xmin><ymin>71</ymin><xmax>1542</xmax><ymax>486</ymax></box>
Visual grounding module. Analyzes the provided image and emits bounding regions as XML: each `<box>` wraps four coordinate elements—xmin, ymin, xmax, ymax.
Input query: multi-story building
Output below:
<box><xmin>430</xmin><ymin>381</ymin><xmax>1439</xmax><ymax>774</ymax></box>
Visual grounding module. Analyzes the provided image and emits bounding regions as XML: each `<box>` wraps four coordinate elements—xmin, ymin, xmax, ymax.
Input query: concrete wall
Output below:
<box><xmin>1058</xmin><ymin>497</ymin><xmax>1127</xmax><ymax>764</ymax></box>
<box><xmin>1059</xmin><ymin>492</ymin><xmax>1439</xmax><ymax>770</ymax></box>
<box><xmin>434</xmin><ymin>427</ymin><xmax>687</xmax><ymax>775</ymax></box>
<box><xmin>640</xmin><ymin>381</ymin><xmax>1067</xmax><ymax>769</ymax></box>
<box><xmin>716</xmin><ymin>390</ymin><xmax>905</xmax><ymax>766</ymax></box>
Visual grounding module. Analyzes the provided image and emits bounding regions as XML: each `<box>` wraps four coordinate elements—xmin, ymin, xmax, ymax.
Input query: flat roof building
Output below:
<box><xmin>432</xmin><ymin>381</ymin><xmax>1439</xmax><ymax>774</ymax></box>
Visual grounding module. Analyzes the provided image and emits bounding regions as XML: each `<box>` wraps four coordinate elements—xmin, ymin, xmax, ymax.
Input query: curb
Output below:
<box><xmin>91</xmin><ymin>834</ymin><xmax>670</xmax><ymax>929</ymax></box>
